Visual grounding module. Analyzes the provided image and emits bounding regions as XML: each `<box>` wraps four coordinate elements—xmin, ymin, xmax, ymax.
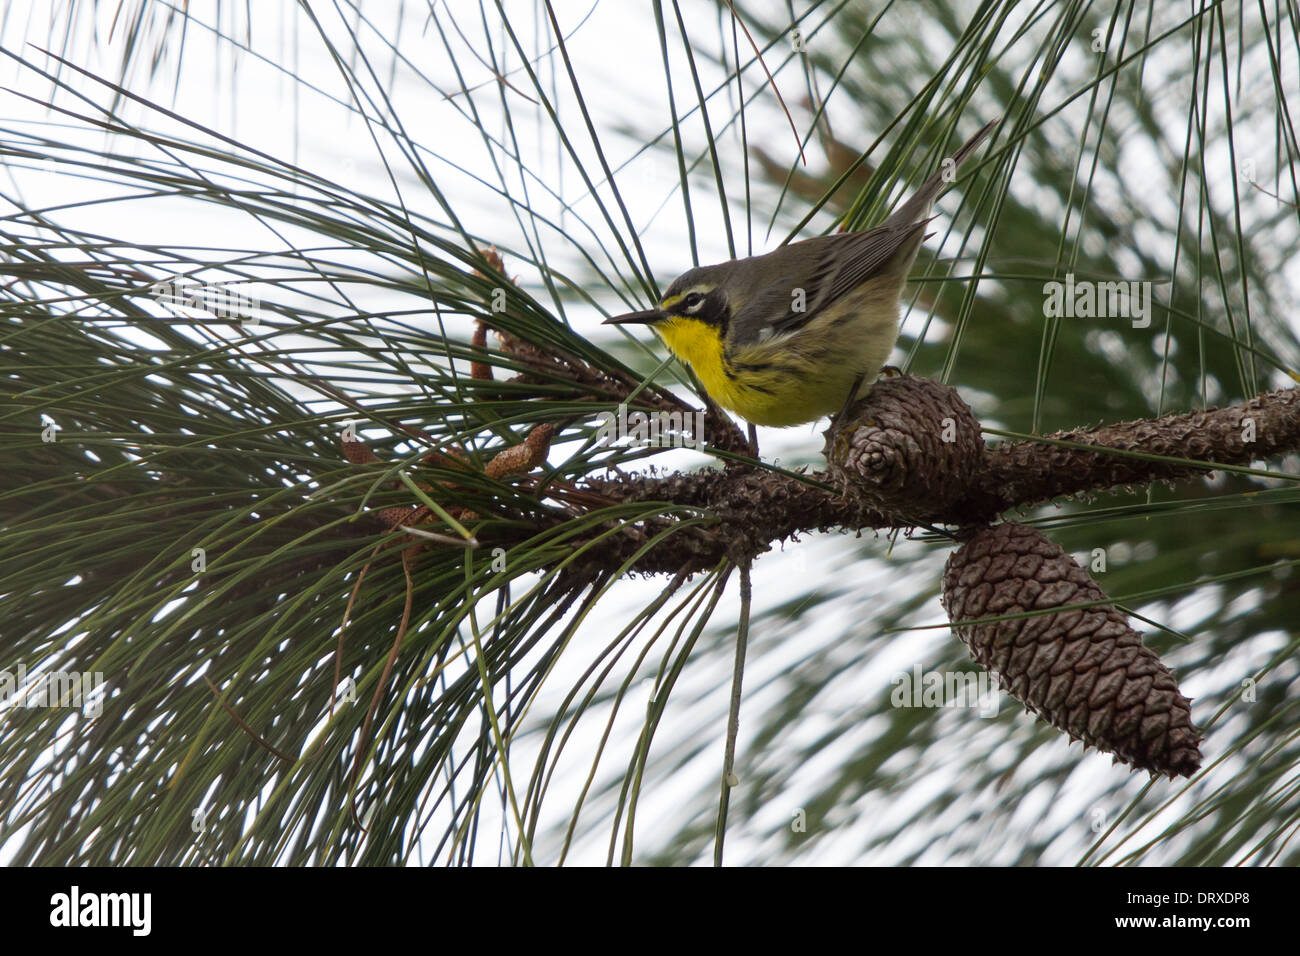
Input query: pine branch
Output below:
<box><xmin>573</xmin><ymin>379</ymin><xmax>1300</xmax><ymax>575</ymax></box>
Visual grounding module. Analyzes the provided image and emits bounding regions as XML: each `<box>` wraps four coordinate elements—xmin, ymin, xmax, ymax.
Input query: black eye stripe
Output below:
<box><xmin>667</xmin><ymin>290</ymin><xmax>723</xmax><ymax>324</ymax></box>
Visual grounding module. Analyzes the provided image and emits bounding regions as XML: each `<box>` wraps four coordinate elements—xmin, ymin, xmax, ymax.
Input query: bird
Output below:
<box><xmin>604</xmin><ymin>120</ymin><xmax>994</xmax><ymax>431</ymax></box>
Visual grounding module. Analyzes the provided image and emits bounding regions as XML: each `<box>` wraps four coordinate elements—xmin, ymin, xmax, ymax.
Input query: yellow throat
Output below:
<box><xmin>653</xmin><ymin>316</ymin><xmax>837</xmax><ymax>427</ymax></box>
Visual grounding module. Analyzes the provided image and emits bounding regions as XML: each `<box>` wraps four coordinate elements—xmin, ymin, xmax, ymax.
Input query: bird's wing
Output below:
<box><xmin>811</xmin><ymin>219</ymin><xmax>925</xmax><ymax>306</ymax></box>
<box><xmin>726</xmin><ymin>245</ymin><xmax>836</xmax><ymax>348</ymax></box>
<box><xmin>807</xmin><ymin>220</ymin><xmax>928</xmax><ymax>313</ymax></box>
<box><xmin>739</xmin><ymin>222</ymin><xmax>926</xmax><ymax>340</ymax></box>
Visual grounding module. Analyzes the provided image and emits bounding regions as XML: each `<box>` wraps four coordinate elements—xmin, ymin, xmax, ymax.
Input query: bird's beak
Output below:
<box><xmin>603</xmin><ymin>308</ymin><xmax>663</xmax><ymax>326</ymax></box>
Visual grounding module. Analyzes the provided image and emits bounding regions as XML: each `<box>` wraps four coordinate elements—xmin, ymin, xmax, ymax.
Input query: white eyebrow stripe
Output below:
<box><xmin>663</xmin><ymin>286</ymin><xmax>710</xmax><ymax>312</ymax></box>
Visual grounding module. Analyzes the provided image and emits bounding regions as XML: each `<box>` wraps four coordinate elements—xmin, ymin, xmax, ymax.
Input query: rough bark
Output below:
<box><xmin>577</xmin><ymin>378</ymin><xmax>1300</xmax><ymax>575</ymax></box>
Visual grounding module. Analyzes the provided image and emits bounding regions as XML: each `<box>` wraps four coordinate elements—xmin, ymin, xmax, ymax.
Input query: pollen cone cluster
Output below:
<box><xmin>824</xmin><ymin>374</ymin><xmax>982</xmax><ymax>519</ymax></box>
<box><xmin>941</xmin><ymin>521</ymin><xmax>1201</xmax><ymax>777</ymax></box>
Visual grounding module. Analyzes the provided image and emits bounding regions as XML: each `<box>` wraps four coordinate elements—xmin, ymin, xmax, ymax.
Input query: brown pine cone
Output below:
<box><xmin>941</xmin><ymin>521</ymin><xmax>1201</xmax><ymax>777</ymax></box>
<box><xmin>824</xmin><ymin>374</ymin><xmax>983</xmax><ymax>519</ymax></box>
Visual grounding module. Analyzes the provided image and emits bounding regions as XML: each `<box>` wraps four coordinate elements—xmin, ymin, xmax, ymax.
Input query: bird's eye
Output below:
<box><xmin>683</xmin><ymin>293</ymin><xmax>706</xmax><ymax>313</ymax></box>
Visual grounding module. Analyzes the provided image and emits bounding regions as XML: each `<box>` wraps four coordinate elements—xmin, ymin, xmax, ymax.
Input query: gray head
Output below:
<box><xmin>602</xmin><ymin>260</ymin><xmax>743</xmax><ymax>332</ymax></box>
<box><xmin>607</xmin><ymin>246</ymin><xmax>835</xmax><ymax>347</ymax></box>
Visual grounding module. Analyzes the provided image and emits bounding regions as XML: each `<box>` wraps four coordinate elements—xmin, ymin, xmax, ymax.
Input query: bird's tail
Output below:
<box><xmin>884</xmin><ymin>119</ymin><xmax>996</xmax><ymax>229</ymax></box>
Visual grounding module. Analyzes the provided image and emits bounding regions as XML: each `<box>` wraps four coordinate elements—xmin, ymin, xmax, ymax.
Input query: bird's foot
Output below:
<box><xmin>833</xmin><ymin>373</ymin><xmax>868</xmax><ymax>424</ymax></box>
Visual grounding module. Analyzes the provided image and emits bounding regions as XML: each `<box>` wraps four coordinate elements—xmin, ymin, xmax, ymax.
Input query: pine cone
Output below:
<box><xmin>942</xmin><ymin>521</ymin><xmax>1201</xmax><ymax>777</ymax></box>
<box><xmin>824</xmin><ymin>374</ymin><xmax>983</xmax><ymax>519</ymax></box>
